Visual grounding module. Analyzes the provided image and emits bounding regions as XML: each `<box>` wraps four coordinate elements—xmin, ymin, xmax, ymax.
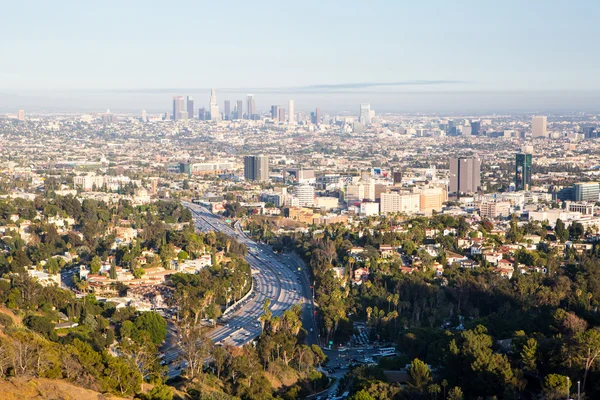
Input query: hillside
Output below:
<box><xmin>0</xmin><ymin>377</ymin><xmax>128</xmax><ymax>400</ymax></box>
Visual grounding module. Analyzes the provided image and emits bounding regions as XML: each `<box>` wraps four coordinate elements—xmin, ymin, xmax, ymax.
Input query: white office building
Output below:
<box><xmin>296</xmin><ymin>184</ymin><xmax>315</xmax><ymax>207</ymax></box>
<box><xmin>380</xmin><ymin>192</ymin><xmax>420</xmax><ymax>214</ymax></box>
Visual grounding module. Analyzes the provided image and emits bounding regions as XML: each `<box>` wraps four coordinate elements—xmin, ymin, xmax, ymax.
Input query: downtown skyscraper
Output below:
<box><xmin>236</xmin><ymin>100</ymin><xmax>243</xmax><ymax>119</ymax></box>
<box><xmin>186</xmin><ymin>96</ymin><xmax>194</xmax><ymax>119</ymax></box>
<box><xmin>210</xmin><ymin>88</ymin><xmax>219</xmax><ymax>121</ymax></box>
<box><xmin>247</xmin><ymin>94</ymin><xmax>255</xmax><ymax>120</ymax></box>
<box><xmin>172</xmin><ymin>96</ymin><xmax>186</xmax><ymax>120</ymax></box>
<box><xmin>288</xmin><ymin>100</ymin><xmax>295</xmax><ymax>124</ymax></box>
<box><xmin>224</xmin><ymin>100</ymin><xmax>231</xmax><ymax>120</ymax></box>
<box><xmin>359</xmin><ymin>103</ymin><xmax>371</xmax><ymax>126</ymax></box>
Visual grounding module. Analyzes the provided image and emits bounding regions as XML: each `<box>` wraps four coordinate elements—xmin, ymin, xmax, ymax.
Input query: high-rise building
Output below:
<box><xmin>278</xmin><ymin>107</ymin><xmax>286</xmax><ymax>122</ymax></box>
<box><xmin>101</xmin><ymin>109</ymin><xmax>118</xmax><ymax>123</ymax></box>
<box><xmin>393</xmin><ymin>171</ymin><xmax>403</xmax><ymax>185</ymax></box>
<box><xmin>314</xmin><ymin>108</ymin><xmax>321</xmax><ymax>125</ymax></box>
<box><xmin>515</xmin><ymin>153</ymin><xmax>533</xmax><ymax>191</ymax></box>
<box><xmin>583</xmin><ymin>127</ymin><xmax>597</xmax><ymax>139</ymax></box>
<box><xmin>172</xmin><ymin>96</ymin><xmax>185</xmax><ymax>120</ymax></box>
<box><xmin>270</xmin><ymin>105</ymin><xmax>278</xmax><ymax>119</ymax></box>
<box><xmin>288</xmin><ymin>100</ymin><xmax>295</xmax><ymax>124</ymax></box>
<box><xmin>470</xmin><ymin>120</ymin><xmax>481</xmax><ymax>135</ymax></box>
<box><xmin>296</xmin><ymin>185</ymin><xmax>315</xmax><ymax>207</ymax></box>
<box><xmin>574</xmin><ymin>182</ymin><xmax>600</xmax><ymax>202</ymax></box>
<box><xmin>380</xmin><ymin>192</ymin><xmax>420</xmax><ymax>214</ymax></box>
<box><xmin>224</xmin><ymin>101</ymin><xmax>231</xmax><ymax>120</ymax></box>
<box><xmin>198</xmin><ymin>107</ymin><xmax>207</xmax><ymax>121</ymax></box>
<box><xmin>359</xmin><ymin>104</ymin><xmax>371</xmax><ymax>126</ymax></box>
<box><xmin>209</xmin><ymin>89</ymin><xmax>219</xmax><ymax>121</ymax></box>
<box><xmin>236</xmin><ymin>100</ymin><xmax>243</xmax><ymax>119</ymax></box>
<box><xmin>244</xmin><ymin>156</ymin><xmax>269</xmax><ymax>182</ymax></box>
<box><xmin>17</xmin><ymin>110</ymin><xmax>25</xmax><ymax>121</ymax></box>
<box><xmin>247</xmin><ymin>95</ymin><xmax>255</xmax><ymax>119</ymax></box>
<box><xmin>186</xmin><ymin>96</ymin><xmax>194</xmax><ymax>119</ymax></box>
<box><xmin>449</xmin><ymin>157</ymin><xmax>481</xmax><ymax>195</ymax></box>
<box><xmin>532</xmin><ymin>116</ymin><xmax>547</xmax><ymax>138</ymax></box>
<box><xmin>210</xmin><ymin>89</ymin><xmax>217</xmax><ymax>107</ymax></box>
<box><xmin>418</xmin><ymin>187</ymin><xmax>448</xmax><ymax>214</ymax></box>
<box><xmin>141</xmin><ymin>110</ymin><xmax>147</xmax><ymax>122</ymax></box>
<box><xmin>210</xmin><ymin>105</ymin><xmax>219</xmax><ymax>121</ymax></box>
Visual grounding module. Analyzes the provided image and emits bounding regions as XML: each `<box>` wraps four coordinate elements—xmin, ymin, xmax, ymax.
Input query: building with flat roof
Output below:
<box><xmin>574</xmin><ymin>182</ymin><xmax>600</xmax><ymax>202</ymax></box>
<box><xmin>380</xmin><ymin>192</ymin><xmax>420</xmax><ymax>214</ymax></box>
<box><xmin>532</xmin><ymin>115</ymin><xmax>547</xmax><ymax>138</ymax></box>
<box><xmin>449</xmin><ymin>157</ymin><xmax>481</xmax><ymax>195</ymax></box>
<box><xmin>515</xmin><ymin>153</ymin><xmax>533</xmax><ymax>191</ymax></box>
<box><xmin>244</xmin><ymin>156</ymin><xmax>269</xmax><ymax>182</ymax></box>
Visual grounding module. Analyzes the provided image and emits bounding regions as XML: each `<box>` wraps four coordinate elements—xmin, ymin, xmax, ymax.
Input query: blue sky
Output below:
<box><xmin>1</xmin><ymin>1</ymin><xmax>599</xmax><ymax>112</ymax></box>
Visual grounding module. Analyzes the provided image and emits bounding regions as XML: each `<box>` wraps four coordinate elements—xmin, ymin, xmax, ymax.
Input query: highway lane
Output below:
<box><xmin>182</xmin><ymin>201</ymin><xmax>311</xmax><ymax>346</ymax></box>
<box><xmin>162</xmin><ymin>202</ymin><xmax>318</xmax><ymax>377</ymax></box>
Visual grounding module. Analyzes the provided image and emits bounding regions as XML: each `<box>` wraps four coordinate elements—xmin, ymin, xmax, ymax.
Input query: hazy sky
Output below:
<box><xmin>1</xmin><ymin>1</ymin><xmax>599</xmax><ymax>112</ymax></box>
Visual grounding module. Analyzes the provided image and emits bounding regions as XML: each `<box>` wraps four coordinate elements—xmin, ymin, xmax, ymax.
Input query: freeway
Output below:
<box><xmin>182</xmin><ymin>201</ymin><xmax>317</xmax><ymax>347</ymax></box>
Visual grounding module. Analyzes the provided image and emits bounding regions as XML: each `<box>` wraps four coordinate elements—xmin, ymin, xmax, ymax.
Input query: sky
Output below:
<box><xmin>1</xmin><ymin>0</ymin><xmax>599</xmax><ymax>113</ymax></box>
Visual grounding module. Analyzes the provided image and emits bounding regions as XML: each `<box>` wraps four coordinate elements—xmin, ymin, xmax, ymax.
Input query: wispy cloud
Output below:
<box><xmin>99</xmin><ymin>80</ymin><xmax>466</xmax><ymax>94</ymax></box>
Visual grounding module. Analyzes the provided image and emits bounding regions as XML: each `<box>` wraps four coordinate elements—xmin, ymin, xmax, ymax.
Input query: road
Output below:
<box><xmin>161</xmin><ymin>202</ymin><xmax>318</xmax><ymax>376</ymax></box>
<box><xmin>181</xmin><ymin>201</ymin><xmax>317</xmax><ymax>347</ymax></box>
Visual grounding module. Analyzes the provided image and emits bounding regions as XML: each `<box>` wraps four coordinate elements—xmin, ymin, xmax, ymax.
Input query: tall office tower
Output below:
<box><xmin>198</xmin><ymin>108</ymin><xmax>206</xmax><ymax>121</ymax></box>
<box><xmin>583</xmin><ymin>127</ymin><xmax>597</xmax><ymax>139</ymax></box>
<box><xmin>224</xmin><ymin>100</ymin><xmax>231</xmax><ymax>120</ymax></box>
<box><xmin>515</xmin><ymin>153</ymin><xmax>533</xmax><ymax>191</ymax></box>
<box><xmin>186</xmin><ymin>96</ymin><xmax>194</xmax><ymax>119</ymax></box>
<box><xmin>296</xmin><ymin>184</ymin><xmax>315</xmax><ymax>206</ymax></box>
<box><xmin>393</xmin><ymin>171</ymin><xmax>403</xmax><ymax>185</ymax></box>
<box><xmin>172</xmin><ymin>96</ymin><xmax>185</xmax><ymax>120</ymax></box>
<box><xmin>470</xmin><ymin>120</ymin><xmax>481</xmax><ymax>136</ymax></box>
<box><xmin>315</xmin><ymin>108</ymin><xmax>321</xmax><ymax>125</ymax></box>
<box><xmin>236</xmin><ymin>100</ymin><xmax>243</xmax><ymax>119</ymax></box>
<box><xmin>359</xmin><ymin>104</ymin><xmax>371</xmax><ymax>126</ymax></box>
<box><xmin>244</xmin><ymin>155</ymin><xmax>269</xmax><ymax>182</ymax></box>
<box><xmin>141</xmin><ymin>110</ymin><xmax>147</xmax><ymax>122</ymax></box>
<box><xmin>17</xmin><ymin>110</ymin><xmax>25</xmax><ymax>121</ymax></box>
<box><xmin>270</xmin><ymin>105</ymin><xmax>278</xmax><ymax>119</ymax></box>
<box><xmin>246</xmin><ymin>94</ymin><xmax>255</xmax><ymax>119</ymax></box>
<box><xmin>574</xmin><ymin>182</ymin><xmax>600</xmax><ymax>202</ymax></box>
<box><xmin>208</xmin><ymin>89</ymin><xmax>219</xmax><ymax>121</ymax></box>
<box><xmin>449</xmin><ymin>156</ymin><xmax>481</xmax><ymax>195</ymax></box>
<box><xmin>532</xmin><ymin>115</ymin><xmax>548</xmax><ymax>138</ymax></box>
<box><xmin>210</xmin><ymin>88</ymin><xmax>217</xmax><ymax>107</ymax></box>
<box><xmin>210</xmin><ymin>104</ymin><xmax>219</xmax><ymax>121</ymax></box>
<box><xmin>278</xmin><ymin>107</ymin><xmax>286</xmax><ymax>122</ymax></box>
<box><xmin>288</xmin><ymin>100</ymin><xmax>295</xmax><ymax>124</ymax></box>
<box><xmin>461</xmin><ymin>125</ymin><xmax>472</xmax><ymax>136</ymax></box>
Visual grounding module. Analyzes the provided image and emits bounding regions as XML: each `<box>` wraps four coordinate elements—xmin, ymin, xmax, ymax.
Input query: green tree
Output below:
<box><xmin>90</xmin><ymin>255</ymin><xmax>102</xmax><ymax>274</ymax></box>
<box><xmin>447</xmin><ymin>387</ymin><xmax>464</xmax><ymax>400</ymax></box>
<box><xmin>144</xmin><ymin>384</ymin><xmax>173</xmax><ymax>400</ymax></box>
<box><xmin>134</xmin><ymin>312</ymin><xmax>167</xmax><ymax>344</ymax></box>
<box><xmin>349</xmin><ymin>390</ymin><xmax>376</xmax><ymax>400</ymax></box>
<box><xmin>555</xmin><ymin>219</ymin><xmax>568</xmax><ymax>242</ymax></box>
<box><xmin>575</xmin><ymin>328</ymin><xmax>600</xmax><ymax>391</ymax></box>
<box><xmin>109</xmin><ymin>262</ymin><xmax>117</xmax><ymax>279</ymax></box>
<box><xmin>408</xmin><ymin>358</ymin><xmax>432</xmax><ymax>391</ymax></box>
<box><xmin>520</xmin><ymin>337</ymin><xmax>538</xmax><ymax>373</ymax></box>
<box><xmin>543</xmin><ymin>374</ymin><xmax>569</xmax><ymax>400</ymax></box>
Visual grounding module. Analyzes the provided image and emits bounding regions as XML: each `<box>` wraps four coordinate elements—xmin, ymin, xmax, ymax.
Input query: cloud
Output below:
<box><xmin>99</xmin><ymin>80</ymin><xmax>466</xmax><ymax>94</ymax></box>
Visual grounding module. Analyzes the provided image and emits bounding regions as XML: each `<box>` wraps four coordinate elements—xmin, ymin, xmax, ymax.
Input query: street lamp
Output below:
<box><xmin>566</xmin><ymin>377</ymin><xmax>570</xmax><ymax>400</ymax></box>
